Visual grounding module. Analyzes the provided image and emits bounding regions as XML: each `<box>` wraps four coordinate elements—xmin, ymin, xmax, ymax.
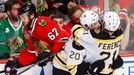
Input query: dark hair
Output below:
<box><xmin>18</xmin><ymin>2</ymin><xmax>36</xmax><ymax>16</ymax></box>
<box><xmin>68</xmin><ymin>6</ymin><xmax>83</xmax><ymax>17</ymax></box>
<box><xmin>50</xmin><ymin>10</ymin><xmax>65</xmax><ymax>20</ymax></box>
<box><xmin>4</xmin><ymin>0</ymin><xmax>21</xmax><ymax>12</ymax></box>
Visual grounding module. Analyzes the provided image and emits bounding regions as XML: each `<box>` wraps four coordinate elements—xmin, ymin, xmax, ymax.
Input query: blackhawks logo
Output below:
<box><xmin>39</xmin><ymin>19</ymin><xmax>47</xmax><ymax>26</ymax></box>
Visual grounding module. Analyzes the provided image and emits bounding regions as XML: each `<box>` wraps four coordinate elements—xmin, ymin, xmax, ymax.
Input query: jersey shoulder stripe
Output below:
<box><xmin>55</xmin><ymin>54</ymin><xmax>66</xmax><ymax>65</ymax></box>
<box><xmin>53</xmin><ymin>54</ymin><xmax>66</xmax><ymax>69</ymax></box>
<box><xmin>69</xmin><ymin>66</ymin><xmax>77</xmax><ymax>75</ymax></box>
<box><xmin>72</xmin><ymin>27</ymin><xmax>81</xmax><ymax>37</ymax></box>
<box><xmin>94</xmin><ymin>34</ymin><xmax>123</xmax><ymax>43</ymax></box>
<box><xmin>90</xmin><ymin>29</ymin><xmax>123</xmax><ymax>40</ymax></box>
<box><xmin>71</xmin><ymin>25</ymin><xmax>84</xmax><ymax>38</ymax></box>
<box><xmin>71</xmin><ymin>25</ymin><xmax>82</xmax><ymax>32</ymax></box>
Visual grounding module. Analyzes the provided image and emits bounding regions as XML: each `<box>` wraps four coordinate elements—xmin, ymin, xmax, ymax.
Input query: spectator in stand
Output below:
<box><xmin>63</xmin><ymin>6</ymin><xmax>84</xmax><ymax>34</ymax></box>
<box><xmin>126</xmin><ymin>6</ymin><xmax>134</xmax><ymax>51</ymax></box>
<box><xmin>0</xmin><ymin>13</ymin><xmax>8</xmax><ymax>19</ymax></box>
<box><xmin>4</xmin><ymin>2</ymin><xmax>71</xmax><ymax>74</ymax></box>
<box><xmin>109</xmin><ymin>0</ymin><xmax>132</xmax><ymax>51</ymax></box>
<box><xmin>0</xmin><ymin>0</ymin><xmax>8</xmax><ymax>19</ymax></box>
<box><xmin>38</xmin><ymin>0</ymin><xmax>76</xmax><ymax>16</ymax></box>
<box><xmin>75</xmin><ymin>0</ymin><xmax>101</xmax><ymax>11</ymax></box>
<box><xmin>47</xmin><ymin>0</ymin><xmax>76</xmax><ymax>15</ymax></box>
<box><xmin>50</xmin><ymin>10</ymin><xmax>71</xmax><ymax>36</ymax></box>
<box><xmin>0</xmin><ymin>0</ymin><xmax>26</xmax><ymax>59</ymax></box>
<box><xmin>50</xmin><ymin>11</ymin><xmax>65</xmax><ymax>29</ymax></box>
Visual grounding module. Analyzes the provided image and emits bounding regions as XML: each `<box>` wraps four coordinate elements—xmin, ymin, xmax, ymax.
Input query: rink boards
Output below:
<box><xmin>0</xmin><ymin>52</ymin><xmax>134</xmax><ymax>75</ymax></box>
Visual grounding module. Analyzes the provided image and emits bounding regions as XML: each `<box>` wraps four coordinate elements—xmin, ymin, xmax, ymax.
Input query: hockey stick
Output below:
<box><xmin>0</xmin><ymin>55</ymin><xmax>52</xmax><ymax>75</ymax></box>
<box><xmin>0</xmin><ymin>52</ymin><xmax>57</xmax><ymax>75</ymax></box>
<box><xmin>17</xmin><ymin>52</ymin><xmax>57</xmax><ymax>75</ymax></box>
<box><xmin>0</xmin><ymin>70</ymin><xmax>4</xmax><ymax>74</ymax></box>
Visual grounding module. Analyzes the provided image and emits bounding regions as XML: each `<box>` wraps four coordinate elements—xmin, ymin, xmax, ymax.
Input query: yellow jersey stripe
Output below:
<box><xmin>57</xmin><ymin>53</ymin><xmax>66</xmax><ymax>63</ymax></box>
<box><xmin>67</xmin><ymin>64</ymin><xmax>76</xmax><ymax>69</ymax></box>
<box><xmin>74</xmin><ymin>28</ymin><xmax>84</xmax><ymax>42</ymax></box>
<box><xmin>71</xmin><ymin>25</ymin><xmax>82</xmax><ymax>32</ymax></box>
<box><xmin>75</xmin><ymin>28</ymin><xmax>84</xmax><ymax>36</ymax></box>
<box><xmin>70</xmin><ymin>66</ymin><xmax>77</xmax><ymax>75</ymax></box>
<box><xmin>101</xmin><ymin>66</ymin><xmax>113</xmax><ymax>74</ymax></box>
<box><xmin>94</xmin><ymin>34</ymin><xmax>123</xmax><ymax>43</ymax></box>
<box><xmin>54</xmin><ymin>55</ymin><xmax>67</xmax><ymax>69</ymax></box>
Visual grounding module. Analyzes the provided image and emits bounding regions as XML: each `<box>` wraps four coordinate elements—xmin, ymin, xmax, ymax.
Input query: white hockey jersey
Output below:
<box><xmin>53</xmin><ymin>25</ymin><xmax>123</xmax><ymax>75</ymax></box>
<box><xmin>72</xmin><ymin>25</ymin><xmax>123</xmax><ymax>74</ymax></box>
<box><xmin>53</xmin><ymin>36</ymin><xmax>86</xmax><ymax>75</ymax></box>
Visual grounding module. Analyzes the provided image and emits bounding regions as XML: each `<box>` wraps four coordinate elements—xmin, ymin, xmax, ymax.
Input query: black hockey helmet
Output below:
<box><xmin>18</xmin><ymin>2</ymin><xmax>36</xmax><ymax>15</ymax></box>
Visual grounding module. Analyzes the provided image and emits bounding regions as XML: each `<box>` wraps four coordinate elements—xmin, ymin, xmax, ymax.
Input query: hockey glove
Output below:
<box><xmin>111</xmin><ymin>55</ymin><xmax>123</xmax><ymax>70</ymax></box>
<box><xmin>4</xmin><ymin>58</ymin><xmax>20</xmax><ymax>75</ymax></box>
<box><xmin>37</xmin><ymin>52</ymin><xmax>51</xmax><ymax>67</ymax></box>
<box><xmin>89</xmin><ymin>60</ymin><xmax>105</xmax><ymax>74</ymax></box>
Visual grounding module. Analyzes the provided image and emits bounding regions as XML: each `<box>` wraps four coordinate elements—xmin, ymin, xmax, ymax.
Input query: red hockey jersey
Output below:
<box><xmin>31</xmin><ymin>16</ymin><xmax>70</xmax><ymax>54</ymax></box>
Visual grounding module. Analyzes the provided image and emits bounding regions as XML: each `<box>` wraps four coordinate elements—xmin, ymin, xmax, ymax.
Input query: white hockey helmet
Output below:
<box><xmin>103</xmin><ymin>11</ymin><xmax>120</xmax><ymax>31</ymax></box>
<box><xmin>80</xmin><ymin>10</ymin><xmax>99</xmax><ymax>28</ymax></box>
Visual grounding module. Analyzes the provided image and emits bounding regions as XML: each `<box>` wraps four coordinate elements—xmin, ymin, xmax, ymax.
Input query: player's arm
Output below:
<box><xmin>51</xmin><ymin>42</ymin><xmax>65</xmax><ymax>54</ymax></box>
<box><xmin>71</xmin><ymin>25</ymin><xmax>84</xmax><ymax>38</ymax></box>
<box><xmin>66</xmin><ymin>49</ymin><xmax>85</xmax><ymax>75</ymax></box>
<box><xmin>72</xmin><ymin>24</ymin><xmax>94</xmax><ymax>45</ymax></box>
<box><xmin>71</xmin><ymin>25</ymin><xmax>86</xmax><ymax>42</ymax></box>
<box><xmin>66</xmin><ymin>40</ymin><xmax>86</xmax><ymax>75</ymax></box>
<box><xmin>119</xmin><ymin>12</ymin><xmax>130</xmax><ymax>50</ymax></box>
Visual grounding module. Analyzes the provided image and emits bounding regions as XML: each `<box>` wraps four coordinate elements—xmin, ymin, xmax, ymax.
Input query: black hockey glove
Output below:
<box><xmin>88</xmin><ymin>60</ymin><xmax>105</xmax><ymax>74</ymax></box>
<box><xmin>4</xmin><ymin>58</ymin><xmax>20</xmax><ymax>75</ymax></box>
<box><xmin>37</xmin><ymin>52</ymin><xmax>51</xmax><ymax>67</ymax></box>
<box><xmin>111</xmin><ymin>55</ymin><xmax>123</xmax><ymax>70</ymax></box>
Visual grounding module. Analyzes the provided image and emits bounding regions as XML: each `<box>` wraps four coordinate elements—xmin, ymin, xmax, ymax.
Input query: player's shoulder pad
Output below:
<box><xmin>71</xmin><ymin>24</ymin><xmax>84</xmax><ymax>37</ymax></box>
<box><xmin>72</xmin><ymin>40</ymin><xmax>84</xmax><ymax>50</ymax></box>
<box><xmin>71</xmin><ymin>24</ymin><xmax>82</xmax><ymax>32</ymax></box>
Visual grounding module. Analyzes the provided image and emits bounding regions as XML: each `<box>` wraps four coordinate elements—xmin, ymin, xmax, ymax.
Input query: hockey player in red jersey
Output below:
<box><xmin>4</xmin><ymin>2</ymin><xmax>70</xmax><ymax>75</ymax></box>
<box><xmin>18</xmin><ymin>2</ymin><xmax>70</xmax><ymax>65</ymax></box>
<box><xmin>30</xmin><ymin>16</ymin><xmax>70</xmax><ymax>54</ymax></box>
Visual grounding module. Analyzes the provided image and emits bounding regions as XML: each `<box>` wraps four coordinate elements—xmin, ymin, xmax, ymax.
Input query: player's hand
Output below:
<box><xmin>7</xmin><ymin>35</ymin><xmax>18</xmax><ymax>50</ymax></box>
<box><xmin>111</xmin><ymin>55</ymin><xmax>123</xmax><ymax>70</ymax></box>
<box><xmin>37</xmin><ymin>52</ymin><xmax>50</xmax><ymax>60</ymax></box>
<box><xmin>89</xmin><ymin>60</ymin><xmax>105</xmax><ymax>74</ymax></box>
<box><xmin>10</xmin><ymin>53</ymin><xmax>20</xmax><ymax>58</ymax></box>
<box><xmin>37</xmin><ymin>52</ymin><xmax>51</xmax><ymax>67</ymax></box>
<box><xmin>67</xmin><ymin>1</ymin><xmax>76</xmax><ymax>9</ymax></box>
<box><xmin>4</xmin><ymin>58</ymin><xmax>19</xmax><ymax>75</ymax></box>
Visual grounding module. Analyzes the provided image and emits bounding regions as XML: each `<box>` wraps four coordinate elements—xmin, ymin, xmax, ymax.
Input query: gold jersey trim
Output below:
<box><xmin>94</xmin><ymin>34</ymin><xmax>123</xmax><ymax>43</ymax></box>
